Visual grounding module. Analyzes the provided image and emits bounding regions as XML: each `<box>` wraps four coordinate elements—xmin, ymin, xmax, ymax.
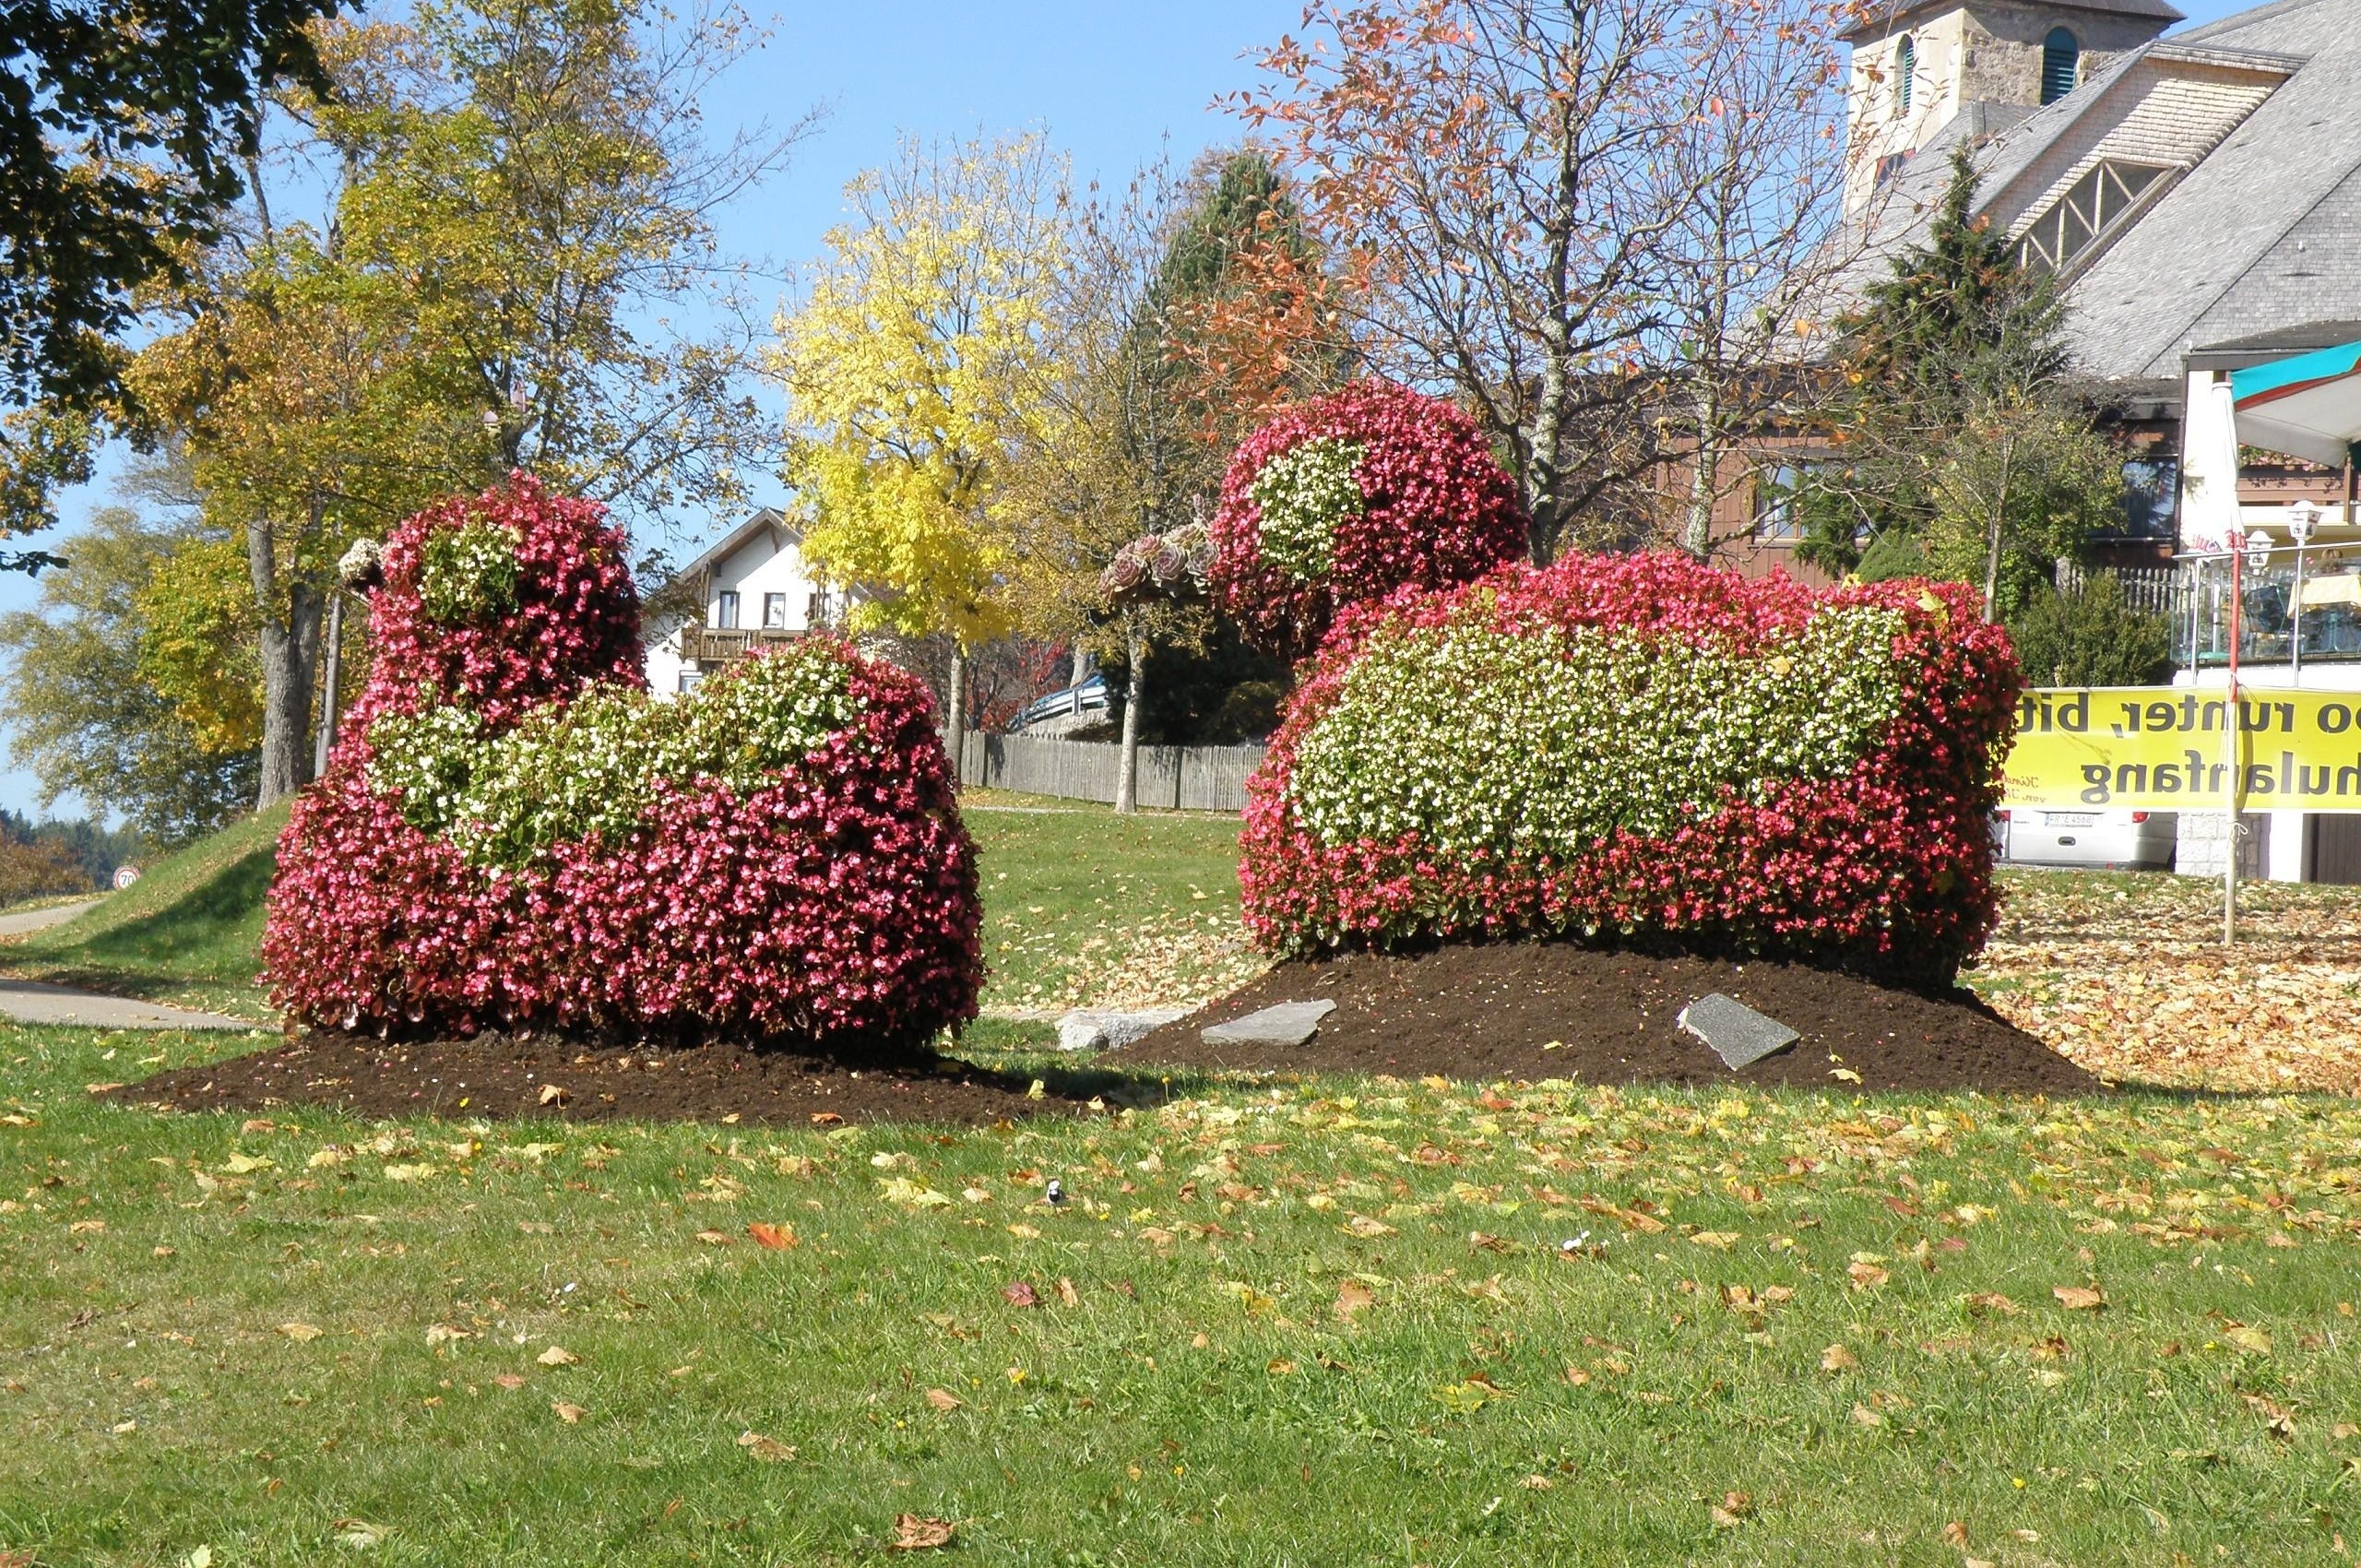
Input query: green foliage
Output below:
<box><xmin>2007</xmin><ymin>573</ymin><xmax>2175</xmax><ymax>687</ymax></box>
<box><xmin>1289</xmin><ymin>609</ymin><xmax>1906</xmax><ymax>853</ymax></box>
<box><xmin>366</xmin><ymin>647</ymin><xmax>863</xmax><ymax>868</ymax></box>
<box><xmin>1097</xmin><ymin>620</ymin><xmax>1292</xmax><ymax>745</ymax></box>
<box><xmin>1247</xmin><ymin>437</ymin><xmax>1364</xmax><ymax>582</ymax></box>
<box><xmin>418</xmin><ymin>516</ymin><xmax>522</xmax><ymax>624</ymax></box>
<box><xmin>1853</xmin><ymin>530</ymin><xmax>1928</xmax><ymax>583</ymax></box>
<box><xmin>0</xmin><ymin>0</ymin><xmax>336</xmax><ymax>430</ymax></box>
<box><xmin>0</xmin><ymin>506</ymin><xmax>260</xmax><ymax>845</ymax></box>
<box><xmin>1802</xmin><ymin>149</ymin><xmax>2119</xmax><ymax>603</ymax></box>
<box><xmin>132</xmin><ymin>534</ymin><xmax>267</xmax><ymax>754</ymax></box>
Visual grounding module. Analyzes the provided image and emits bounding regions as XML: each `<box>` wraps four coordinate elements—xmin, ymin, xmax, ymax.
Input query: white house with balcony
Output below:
<box><xmin>643</xmin><ymin>508</ymin><xmax>841</xmax><ymax>695</ymax></box>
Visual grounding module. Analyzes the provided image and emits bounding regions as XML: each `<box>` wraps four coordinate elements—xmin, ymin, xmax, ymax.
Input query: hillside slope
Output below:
<box><xmin>0</xmin><ymin>803</ymin><xmax>287</xmax><ymax>1018</ymax></box>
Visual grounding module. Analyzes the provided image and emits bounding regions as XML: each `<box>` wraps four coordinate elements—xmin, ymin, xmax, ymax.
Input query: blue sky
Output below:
<box><xmin>0</xmin><ymin>0</ymin><xmax>2265</xmax><ymax>821</ymax></box>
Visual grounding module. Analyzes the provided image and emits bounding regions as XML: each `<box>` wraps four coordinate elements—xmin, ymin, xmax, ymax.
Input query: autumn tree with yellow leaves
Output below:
<box><xmin>773</xmin><ymin>133</ymin><xmax>1071</xmax><ymax>743</ymax></box>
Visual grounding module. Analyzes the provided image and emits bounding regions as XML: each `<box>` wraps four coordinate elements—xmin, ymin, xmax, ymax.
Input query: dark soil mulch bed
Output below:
<box><xmin>1109</xmin><ymin>939</ymin><xmax>2100</xmax><ymax>1095</ymax></box>
<box><xmin>109</xmin><ymin>1031</ymin><xmax>1097</xmax><ymax>1125</ymax></box>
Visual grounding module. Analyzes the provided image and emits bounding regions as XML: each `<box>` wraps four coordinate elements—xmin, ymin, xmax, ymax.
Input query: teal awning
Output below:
<box><xmin>2232</xmin><ymin>339</ymin><xmax>2361</xmax><ymax>469</ymax></box>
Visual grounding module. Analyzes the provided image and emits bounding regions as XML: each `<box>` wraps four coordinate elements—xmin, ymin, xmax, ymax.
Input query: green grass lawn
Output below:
<box><xmin>6</xmin><ymin>807</ymin><xmax>2360</xmax><ymax>1562</ymax></box>
<box><xmin>0</xmin><ymin>805</ymin><xmax>290</xmax><ymax>1020</ymax></box>
<box><xmin>6</xmin><ymin>1018</ymin><xmax>2359</xmax><ymax>1565</ymax></box>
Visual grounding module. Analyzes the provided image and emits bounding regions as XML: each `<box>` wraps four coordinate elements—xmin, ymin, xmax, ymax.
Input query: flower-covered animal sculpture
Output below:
<box><xmin>266</xmin><ymin>478</ymin><xmax>982</xmax><ymax>1048</ymax></box>
<box><xmin>1207</xmin><ymin>378</ymin><xmax>1529</xmax><ymax>660</ymax></box>
<box><xmin>1240</xmin><ymin>552</ymin><xmax>2021</xmax><ymax>986</ymax></box>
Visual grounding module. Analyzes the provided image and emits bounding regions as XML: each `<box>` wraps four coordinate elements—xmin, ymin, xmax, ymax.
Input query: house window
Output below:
<box><xmin>677</xmin><ymin>669</ymin><xmax>704</xmax><ymax>695</ymax></box>
<box><xmin>2117</xmin><ymin>457</ymin><xmax>2180</xmax><ymax>540</ymax></box>
<box><xmin>806</xmin><ymin>589</ymin><xmax>826</xmax><ymax>625</ymax></box>
<box><xmin>763</xmin><ymin>592</ymin><xmax>788</xmax><ymax>628</ymax></box>
<box><xmin>1753</xmin><ymin>463</ymin><xmax>1809</xmax><ymax>542</ymax></box>
<box><xmin>1895</xmin><ymin>36</ymin><xmax>1915</xmax><ymax>113</ymax></box>
<box><xmin>2040</xmin><ymin>28</ymin><xmax>2080</xmax><ymax>105</ymax></box>
<box><xmin>715</xmin><ymin>590</ymin><xmax>740</xmax><ymax>629</ymax></box>
<box><xmin>2015</xmin><ymin>159</ymin><xmax>2168</xmax><ymax>274</ymax></box>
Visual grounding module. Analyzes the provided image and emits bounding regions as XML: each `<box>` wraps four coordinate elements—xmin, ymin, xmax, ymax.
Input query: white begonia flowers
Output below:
<box><xmin>1286</xmin><ymin>605</ymin><xmax>1909</xmax><ymax>857</ymax></box>
<box><xmin>365</xmin><ymin>647</ymin><xmax>866</xmax><ymax>869</ymax></box>
<box><xmin>1248</xmin><ymin>437</ymin><xmax>1367</xmax><ymax>583</ymax></box>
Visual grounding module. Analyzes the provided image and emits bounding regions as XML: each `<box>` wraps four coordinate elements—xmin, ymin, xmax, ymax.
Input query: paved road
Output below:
<box><xmin>0</xmin><ymin>978</ymin><xmax>261</xmax><ymax>1032</ymax></box>
<box><xmin>0</xmin><ymin>897</ymin><xmax>103</xmax><ymax>939</ymax></box>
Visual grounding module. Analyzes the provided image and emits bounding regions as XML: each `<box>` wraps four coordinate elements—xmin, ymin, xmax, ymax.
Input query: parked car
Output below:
<box><xmin>1995</xmin><ymin>808</ymin><xmax>2177</xmax><ymax>871</ymax></box>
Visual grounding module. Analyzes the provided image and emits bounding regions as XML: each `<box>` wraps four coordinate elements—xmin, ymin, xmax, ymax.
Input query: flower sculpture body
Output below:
<box><xmin>1240</xmin><ymin>552</ymin><xmax>2019</xmax><ymax>984</ymax></box>
<box><xmin>266</xmin><ymin>478</ymin><xmax>982</xmax><ymax>1048</ymax></box>
<box><xmin>1208</xmin><ymin>379</ymin><xmax>1530</xmax><ymax>660</ymax></box>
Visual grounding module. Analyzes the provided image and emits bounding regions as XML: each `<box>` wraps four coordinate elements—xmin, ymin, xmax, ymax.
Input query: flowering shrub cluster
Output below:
<box><xmin>417</xmin><ymin>514</ymin><xmax>521</xmax><ymax>624</ymax></box>
<box><xmin>266</xmin><ymin>478</ymin><xmax>982</xmax><ymax>1050</ymax></box>
<box><xmin>1241</xmin><ymin>552</ymin><xmax>2019</xmax><ymax>983</ymax></box>
<box><xmin>1208</xmin><ymin>379</ymin><xmax>1530</xmax><ymax>659</ymax></box>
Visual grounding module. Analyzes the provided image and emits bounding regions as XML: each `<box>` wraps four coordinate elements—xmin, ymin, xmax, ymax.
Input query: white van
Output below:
<box><xmin>1996</xmin><ymin>808</ymin><xmax>2177</xmax><ymax>870</ymax></box>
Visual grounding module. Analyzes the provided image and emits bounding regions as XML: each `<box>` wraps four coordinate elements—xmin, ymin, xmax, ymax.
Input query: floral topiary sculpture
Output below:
<box><xmin>1207</xmin><ymin>378</ymin><xmax>1529</xmax><ymax>660</ymax></box>
<box><xmin>1240</xmin><ymin>552</ymin><xmax>2020</xmax><ymax>985</ymax></box>
<box><xmin>266</xmin><ymin>477</ymin><xmax>982</xmax><ymax>1048</ymax></box>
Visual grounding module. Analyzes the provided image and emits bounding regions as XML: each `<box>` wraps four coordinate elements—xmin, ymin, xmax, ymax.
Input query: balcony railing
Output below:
<box><xmin>2171</xmin><ymin>553</ymin><xmax>2361</xmax><ymax>669</ymax></box>
<box><xmin>679</xmin><ymin>625</ymin><xmax>807</xmax><ymax>663</ymax></box>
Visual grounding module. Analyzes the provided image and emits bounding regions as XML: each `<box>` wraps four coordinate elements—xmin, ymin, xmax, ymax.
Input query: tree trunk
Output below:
<box><xmin>1115</xmin><ymin>624</ymin><xmax>1145</xmax><ymax>816</ymax></box>
<box><xmin>1071</xmin><ymin>642</ymin><xmax>1090</xmax><ymax>688</ymax></box>
<box><xmin>1527</xmin><ymin>347</ymin><xmax>1571</xmax><ymax>565</ymax></box>
<box><xmin>943</xmin><ymin>641</ymin><xmax>967</xmax><ymax>768</ymax></box>
<box><xmin>1684</xmin><ymin>377</ymin><xmax>1721</xmax><ymax>560</ymax></box>
<box><xmin>251</xmin><ymin>512</ymin><xmax>325</xmax><ymax>807</ymax></box>
<box><xmin>312</xmin><ymin>591</ymin><xmax>345</xmax><ymax>778</ymax></box>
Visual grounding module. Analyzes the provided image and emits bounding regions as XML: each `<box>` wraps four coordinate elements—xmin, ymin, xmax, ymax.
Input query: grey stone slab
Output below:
<box><xmin>1055</xmin><ymin>1007</ymin><xmax>1190</xmax><ymax>1053</ymax></box>
<box><xmin>1200</xmin><ymin>999</ymin><xmax>1335</xmax><ymax>1048</ymax></box>
<box><xmin>1677</xmin><ymin>992</ymin><xmax>1799</xmax><ymax>1070</ymax></box>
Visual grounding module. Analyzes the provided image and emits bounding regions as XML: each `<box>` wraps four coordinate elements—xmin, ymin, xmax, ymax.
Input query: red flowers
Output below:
<box><xmin>1208</xmin><ymin>378</ymin><xmax>1530</xmax><ymax>660</ymax></box>
<box><xmin>264</xmin><ymin>478</ymin><xmax>983</xmax><ymax>1049</ymax></box>
<box><xmin>1240</xmin><ymin>552</ymin><xmax>2021</xmax><ymax>986</ymax></box>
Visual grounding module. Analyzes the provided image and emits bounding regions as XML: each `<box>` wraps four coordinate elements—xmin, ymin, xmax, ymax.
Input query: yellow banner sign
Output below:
<box><xmin>2004</xmin><ymin>687</ymin><xmax>2361</xmax><ymax>812</ymax></box>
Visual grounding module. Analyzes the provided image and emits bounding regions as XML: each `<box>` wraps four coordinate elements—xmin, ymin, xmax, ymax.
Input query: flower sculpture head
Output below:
<box><xmin>1209</xmin><ymin>379</ymin><xmax>1530</xmax><ymax>661</ymax></box>
<box><xmin>267</xmin><ymin>477</ymin><xmax>982</xmax><ymax>1051</ymax></box>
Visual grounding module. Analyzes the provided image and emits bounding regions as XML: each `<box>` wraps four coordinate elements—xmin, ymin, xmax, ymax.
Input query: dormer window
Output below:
<box><xmin>2016</xmin><ymin>159</ymin><xmax>2168</xmax><ymax>273</ymax></box>
<box><xmin>1895</xmin><ymin>35</ymin><xmax>1916</xmax><ymax>112</ymax></box>
<box><xmin>2041</xmin><ymin>27</ymin><xmax>2080</xmax><ymax>104</ymax></box>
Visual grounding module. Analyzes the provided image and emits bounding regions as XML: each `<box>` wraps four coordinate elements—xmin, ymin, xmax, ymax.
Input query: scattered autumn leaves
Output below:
<box><xmin>1978</xmin><ymin>871</ymin><xmax>2361</xmax><ymax>1092</ymax></box>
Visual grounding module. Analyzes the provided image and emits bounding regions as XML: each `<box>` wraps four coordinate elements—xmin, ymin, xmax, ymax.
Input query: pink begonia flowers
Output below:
<box><xmin>1240</xmin><ymin>552</ymin><xmax>2020</xmax><ymax>985</ymax></box>
<box><xmin>1208</xmin><ymin>378</ymin><xmax>1530</xmax><ymax>660</ymax></box>
<box><xmin>265</xmin><ymin>477</ymin><xmax>983</xmax><ymax>1048</ymax></box>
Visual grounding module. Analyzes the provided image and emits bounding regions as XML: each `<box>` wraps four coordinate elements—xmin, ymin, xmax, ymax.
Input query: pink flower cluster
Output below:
<box><xmin>1208</xmin><ymin>378</ymin><xmax>1530</xmax><ymax>659</ymax></box>
<box><xmin>350</xmin><ymin>476</ymin><xmax>646</xmax><ymax>733</ymax></box>
<box><xmin>265</xmin><ymin>480</ymin><xmax>983</xmax><ymax>1049</ymax></box>
<box><xmin>1240</xmin><ymin>553</ymin><xmax>2021</xmax><ymax>985</ymax></box>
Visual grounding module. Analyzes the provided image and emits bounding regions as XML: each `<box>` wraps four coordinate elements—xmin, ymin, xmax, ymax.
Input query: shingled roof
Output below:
<box><xmin>2069</xmin><ymin>0</ymin><xmax>2361</xmax><ymax>377</ymax></box>
<box><xmin>1838</xmin><ymin>0</ymin><xmax>2184</xmax><ymax>43</ymax></box>
<box><xmin>1827</xmin><ymin>0</ymin><xmax>2361</xmax><ymax>381</ymax></box>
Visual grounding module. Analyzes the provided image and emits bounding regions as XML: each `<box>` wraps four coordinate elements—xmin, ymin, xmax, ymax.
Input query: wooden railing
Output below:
<box><xmin>678</xmin><ymin>626</ymin><xmax>807</xmax><ymax>662</ymax></box>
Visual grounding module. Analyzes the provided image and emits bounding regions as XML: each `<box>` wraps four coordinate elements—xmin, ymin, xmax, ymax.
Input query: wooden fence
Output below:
<box><xmin>959</xmin><ymin>734</ymin><xmax>1264</xmax><ymax>813</ymax></box>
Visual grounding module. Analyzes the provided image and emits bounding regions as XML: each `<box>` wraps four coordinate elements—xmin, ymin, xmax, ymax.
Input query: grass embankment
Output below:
<box><xmin>0</xmin><ymin>805</ymin><xmax>289</xmax><ymax>1019</ymax></box>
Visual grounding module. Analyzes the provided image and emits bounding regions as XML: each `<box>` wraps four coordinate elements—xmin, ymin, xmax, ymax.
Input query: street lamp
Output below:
<box><xmin>2288</xmin><ymin>499</ymin><xmax>2324</xmax><ymax>676</ymax></box>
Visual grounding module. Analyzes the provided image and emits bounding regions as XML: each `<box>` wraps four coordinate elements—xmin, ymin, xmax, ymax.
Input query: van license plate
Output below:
<box><xmin>2045</xmin><ymin>813</ymin><xmax>2097</xmax><ymax>827</ymax></box>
